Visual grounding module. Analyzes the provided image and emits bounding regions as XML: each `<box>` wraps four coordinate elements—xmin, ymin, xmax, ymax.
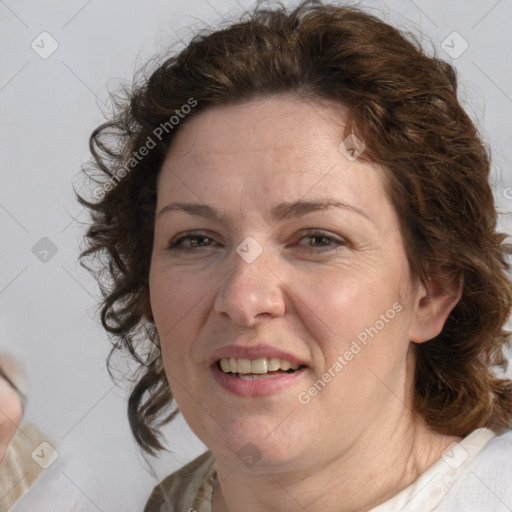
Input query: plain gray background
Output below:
<box><xmin>1</xmin><ymin>0</ymin><xmax>511</xmax><ymax>510</ymax></box>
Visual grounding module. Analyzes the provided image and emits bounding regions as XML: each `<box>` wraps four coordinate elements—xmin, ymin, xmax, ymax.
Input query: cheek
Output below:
<box><xmin>150</xmin><ymin>266</ymin><xmax>201</xmax><ymax>329</ymax></box>
<box><xmin>293</xmin><ymin>265</ymin><xmax>399</xmax><ymax>335</ymax></box>
<box><xmin>149</xmin><ymin>267</ymin><xmax>210</xmax><ymax>369</ymax></box>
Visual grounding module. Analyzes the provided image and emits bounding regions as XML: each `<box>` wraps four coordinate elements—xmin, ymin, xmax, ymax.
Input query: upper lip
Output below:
<box><xmin>208</xmin><ymin>344</ymin><xmax>308</xmax><ymax>368</ymax></box>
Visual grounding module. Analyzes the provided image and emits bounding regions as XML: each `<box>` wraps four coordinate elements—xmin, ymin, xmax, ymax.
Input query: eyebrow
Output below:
<box><xmin>157</xmin><ymin>199</ymin><xmax>370</xmax><ymax>223</ymax></box>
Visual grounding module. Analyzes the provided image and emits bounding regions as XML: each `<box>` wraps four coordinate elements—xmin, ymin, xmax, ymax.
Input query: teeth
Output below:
<box><xmin>267</xmin><ymin>358</ymin><xmax>281</xmax><ymax>371</ymax></box>
<box><xmin>249</xmin><ymin>358</ymin><xmax>267</xmax><ymax>373</ymax></box>
<box><xmin>280</xmin><ymin>360</ymin><xmax>291</xmax><ymax>371</ymax></box>
<box><xmin>218</xmin><ymin>357</ymin><xmax>301</xmax><ymax>374</ymax></box>
<box><xmin>220</xmin><ymin>359</ymin><xmax>231</xmax><ymax>373</ymax></box>
<box><xmin>237</xmin><ymin>358</ymin><xmax>252</xmax><ymax>374</ymax></box>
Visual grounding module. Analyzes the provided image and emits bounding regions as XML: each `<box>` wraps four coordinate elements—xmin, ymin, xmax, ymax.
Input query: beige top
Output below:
<box><xmin>0</xmin><ymin>422</ymin><xmax>49</xmax><ymax>512</ymax></box>
<box><xmin>144</xmin><ymin>450</ymin><xmax>217</xmax><ymax>512</ymax></box>
<box><xmin>143</xmin><ymin>428</ymin><xmax>502</xmax><ymax>512</ymax></box>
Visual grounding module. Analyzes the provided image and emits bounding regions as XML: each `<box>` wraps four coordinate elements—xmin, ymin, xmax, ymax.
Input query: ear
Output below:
<box><xmin>408</xmin><ymin>270</ymin><xmax>463</xmax><ymax>344</ymax></box>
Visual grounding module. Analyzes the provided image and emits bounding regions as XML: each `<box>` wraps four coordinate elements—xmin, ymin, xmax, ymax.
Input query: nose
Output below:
<box><xmin>213</xmin><ymin>245</ymin><xmax>286</xmax><ymax>326</ymax></box>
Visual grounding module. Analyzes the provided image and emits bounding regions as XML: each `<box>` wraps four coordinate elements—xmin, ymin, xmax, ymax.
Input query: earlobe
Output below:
<box><xmin>409</xmin><ymin>272</ymin><xmax>463</xmax><ymax>344</ymax></box>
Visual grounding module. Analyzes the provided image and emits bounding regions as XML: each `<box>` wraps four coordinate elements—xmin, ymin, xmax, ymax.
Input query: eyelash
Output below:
<box><xmin>167</xmin><ymin>230</ymin><xmax>347</xmax><ymax>253</ymax></box>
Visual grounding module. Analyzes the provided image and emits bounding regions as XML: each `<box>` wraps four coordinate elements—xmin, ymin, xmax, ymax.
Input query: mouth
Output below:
<box><xmin>216</xmin><ymin>357</ymin><xmax>307</xmax><ymax>380</ymax></box>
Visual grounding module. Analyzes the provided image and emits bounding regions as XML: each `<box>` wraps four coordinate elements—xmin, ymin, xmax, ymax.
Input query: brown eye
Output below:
<box><xmin>167</xmin><ymin>232</ymin><xmax>215</xmax><ymax>250</ymax></box>
<box><xmin>295</xmin><ymin>230</ymin><xmax>346</xmax><ymax>252</ymax></box>
<box><xmin>305</xmin><ymin>234</ymin><xmax>332</xmax><ymax>247</ymax></box>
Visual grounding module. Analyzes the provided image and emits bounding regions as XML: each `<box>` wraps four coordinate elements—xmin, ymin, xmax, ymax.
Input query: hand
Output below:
<box><xmin>0</xmin><ymin>354</ymin><xmax>26</xmax><ymax>463</ymax></box>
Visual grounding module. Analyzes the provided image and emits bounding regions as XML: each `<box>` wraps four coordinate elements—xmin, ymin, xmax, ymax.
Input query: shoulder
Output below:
<box><xmin>143</xmin><ymin>450</ymin><xmax>216</xmax><ymax>512</ymax></box>
<box><xmin>436</xmin><ymin>429</ymin><xmax>512</xmax><ymax>512</ymax></box>
<box><xmin>480</xmin><ymin>427</ymin><xmax>512</xmax><ymax>451</ymax></box>
<box><xmin>467</xmin><ymin>428</ymin><xmax>512</xmax><ymax>475</ymax></box>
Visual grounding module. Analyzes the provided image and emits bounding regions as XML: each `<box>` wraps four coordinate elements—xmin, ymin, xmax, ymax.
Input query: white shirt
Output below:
<box><xmin>371</xmin><ymin>428</ymin><xmax>512</xmax><ymax>512</ymax></box>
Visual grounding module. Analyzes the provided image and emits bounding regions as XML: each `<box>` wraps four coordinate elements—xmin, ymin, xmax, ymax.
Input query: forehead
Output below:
<box><xmin>163</xmin><ymin>94</ymin><xmax>349</xmax><ymax>163</ymax></box>
<box><xmin>157</xmin><ymin>94</ymin><xmax>390</xmax><ymax>223</ymax></box>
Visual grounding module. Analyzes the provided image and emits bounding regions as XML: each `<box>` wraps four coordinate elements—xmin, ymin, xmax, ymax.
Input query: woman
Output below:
<box><xmin>79</xmin><ymin>1</ymin><xmax>512</xmax><ymax>510</ymax></box>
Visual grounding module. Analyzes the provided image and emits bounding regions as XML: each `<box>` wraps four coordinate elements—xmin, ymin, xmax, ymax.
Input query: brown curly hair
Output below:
<box><xmin>78</xmin><ymin>0</ymin><xmax>512</xmax><ymax>455</ymax></box>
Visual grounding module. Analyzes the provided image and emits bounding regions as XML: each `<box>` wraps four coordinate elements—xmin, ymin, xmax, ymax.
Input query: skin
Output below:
<box><xmin>149</xmin><ymin>94</ymin><xmax>462</xmax><ymax>512</ymax></box>
<box><xmin>0</xmin><ymin>373</ymin><xmax>23</xmax><ymax>462</ymax></box>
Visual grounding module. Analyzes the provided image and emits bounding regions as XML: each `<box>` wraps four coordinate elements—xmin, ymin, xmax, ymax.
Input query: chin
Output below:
<box><xmin>204</xmin><ymin>422</ymin><xmax>303</xmax><ymax>469</ymax></box>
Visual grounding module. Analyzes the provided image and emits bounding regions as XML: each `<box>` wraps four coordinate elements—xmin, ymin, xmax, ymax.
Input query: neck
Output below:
<box><xmin>211</xmin><ymin>412</ymin><xmax>461</xmax><ymax>512</ymax></box>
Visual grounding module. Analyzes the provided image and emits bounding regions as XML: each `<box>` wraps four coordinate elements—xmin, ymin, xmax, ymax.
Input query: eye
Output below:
<box><xmin>167</xmin><ymin>232</ymin><xmax>217</xmax><ymax>251</ymax></box>
<box><xmin>294</xmin><ymin>230</ymin><xmax>347</xmax><ymax>252</ymax></box>
<box><xmin>166</xmin><ymin>229</ymin><xmax>347</xmax><ymax>253</ymax></box>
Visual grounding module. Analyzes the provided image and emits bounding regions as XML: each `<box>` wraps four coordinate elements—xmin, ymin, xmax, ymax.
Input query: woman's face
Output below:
<box><xmin>149</xmin><ymin>94</ymin><xmax>428</xmax><ymax>470</ymax></box>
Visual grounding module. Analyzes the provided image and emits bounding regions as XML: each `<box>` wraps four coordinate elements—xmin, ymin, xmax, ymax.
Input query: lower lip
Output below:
<box><xmin>210</xmin><ymin>364</ymin><xmax>307</xmax><ymax>397</ymax></box>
